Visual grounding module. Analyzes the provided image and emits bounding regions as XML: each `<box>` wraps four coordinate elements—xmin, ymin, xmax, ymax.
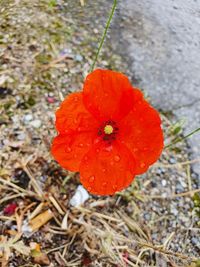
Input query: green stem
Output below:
<box><xmin>165</xmin><ymin>127</ymin><xmax>200</xmax><ymax>149</ymax></box>
<box><xmin>90</xmin><ymin>0</ymin><xmax>117</xmax><ymax>72</ymax></box>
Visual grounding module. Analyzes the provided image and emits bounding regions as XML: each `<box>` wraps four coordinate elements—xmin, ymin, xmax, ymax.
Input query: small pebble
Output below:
<box><xmin>24</xmin><ymin>114</ymin><xmax>33</xmax><ymax>122</ymax></box>
<box><xmin>171</xmin><ymin>208</ymin><xmax>178</xmax><ymax>216</ymax></box>
<box><xmin>161</xmin><ymin>179</ymin><xmax>167</xmax><ymax>186</ymax></box>
<box><xmin>70</xmin><ymin>185</ymin><xmax>90</xmax><ymax>207</ymax></box>
<box><xmin>75</xmin><ymin>54</ymin><xmax>83</xmax><ymax>62</ymax></box>
<box><xmin>46</xmin><ymin>97</ymin><xmax>55</xmax><ymax>103</ymax></box>
<box><xmin>30</xmin><ymin>119</ymin><xmax>42</xmax><ymax>128</ymax></box>
<box><xmin>17</xmin><ymin>132</ymin><xmax>26</xmax><ymax>140</ymax></box>
<box><xmin>169</xmin><ymin>157</ymin><xmax>176</xmax><ymax>164</ymax></box>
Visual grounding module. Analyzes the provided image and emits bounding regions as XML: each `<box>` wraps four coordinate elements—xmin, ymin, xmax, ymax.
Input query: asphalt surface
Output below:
<box><xmin>113</xmin><ymin>0</ymin><xmax>200</xmax><ymax>178</ymax></box>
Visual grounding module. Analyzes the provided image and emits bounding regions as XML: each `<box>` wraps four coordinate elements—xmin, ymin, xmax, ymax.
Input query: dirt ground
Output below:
<box><xmin>0</xmin><ymin>1</ymin><xmax>199</xmax><ymax>266</ymax></box>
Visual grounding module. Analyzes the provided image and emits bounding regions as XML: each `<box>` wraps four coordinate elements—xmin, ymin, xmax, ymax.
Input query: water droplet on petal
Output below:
<box><xmin>105</xmin><ymin>145</ymin><xmax>113</xmax><ymax>152</ymax></box>
<box><xmin>102</xmin><ymin>182</ymin><xmax>107</xmax><ymax>187</ymax></box>
<box><xmin>96</xmin><ymin>148</ymin><xmax>100</xmax><ymax>153</ymax></box>
<box><xmin>87</xmin><ymin>186</ymin><xmax>92</xmax><ymax>191</ymax></box>
<box><xmin>102</xmin><ymin>168</ymin><xmax>106</xmax><ymax>173</ymax></box>
<box><xmin>77</xmin><ymin>127</ymin><xmax>81</xmax><ymax>132</ymax></box>
<box><xmin>94</xmin><ymin>138</ymin><xmax>100</xmax><ymax>144</ymax></box>
<box><xmin>140</xmin><ymin>162</ymin><xmax>146</xmax><ymax>168</ymax></box>
<box><xmin>79</xmin><ymin>143</ymin><xmax>84</xmax><ymax>147</ymax></box>
<box><xmin>114</xmin><ymin>155</ymin><xmax>120</xmax><ymax>162</ymax></box>
<box><xmin>74</xmin><ymin>96</ymin><xmax>78</xmax><ymax>102</ymax></box>
<box><xmin>112</xmin><ymin>185</ymin><xmax>117</xmax><ymax>191</ymax></box>
<box><xmin>65</xmin><ymin>147</ymin><xmax>72</xmax><ymax>153</ymax></box>
<box><xmin>89</xmin><ymin>176</ymin><xmax>95</xmax><ymax>182</ymax></box>
<box><xmin>110</xmin><ymin>161</ymin><xmax>114</xmax><ymax>166</ymax></box>
<box><xmin>74</xmin><ymin>154</ymin><xmax>78</xmax><ymax>159</ymax></box>
<box><xmin>83</xmin><ymin>156</ymin><xmax>88</xmax><ymax>162</ymax></box>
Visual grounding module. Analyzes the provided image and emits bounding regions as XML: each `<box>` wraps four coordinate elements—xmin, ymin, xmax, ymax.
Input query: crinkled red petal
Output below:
<box><xmin>118</xmin><ymin>96</ymin><xmax>164</xmax><ymax>175</ymax></box>
<box><xmin>80</xmin><ymin>140</ymin><xmax>136</xmax><ymax>195</ymax></box>
<box><xmin>83</xmin><ymin>69</ymin><xmax>141</xmax><ymax>121</ymax></box>
<box><xmin>55</xmin><ymin>92</ymin><xmax>98</xmax><ymax>134</ymax></box>
<box><xmin>51</xmin><ymin>132</ymin><xmax>96</xmax><ymax>172</ymax></box>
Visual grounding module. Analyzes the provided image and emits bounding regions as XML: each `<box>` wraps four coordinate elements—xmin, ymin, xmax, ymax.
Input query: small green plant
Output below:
<box><xmin>48</xmin><ymin>0</ymin><xmax>57</xmax><ymax>8</ymax></box>
<box><xmin>169</xmin><ymin>119</ymin><xmax>185</xmax><ymax>136</ymax></box>
<box><xmin>192</xmin><ymin>193</ymin><xmax>200</xmax><ymax>226</ymax></box>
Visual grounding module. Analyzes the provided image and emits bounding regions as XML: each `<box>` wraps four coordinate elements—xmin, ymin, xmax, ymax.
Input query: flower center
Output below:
<box><xmin>104</xmin><ymin>125</ymin><xmax>113</xmax><ymax>135</ymax></box>
<box><xmin>98</xmin><ymin>120</ymin><xmax>119</xmax><ymax>144</ymax></box>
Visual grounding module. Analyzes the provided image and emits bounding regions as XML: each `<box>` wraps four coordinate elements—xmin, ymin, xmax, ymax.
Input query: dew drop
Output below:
<box><xmin>112</xmin><ymin>185</ymin><xmax>117</xmax><ymax>191</ymax></box>
<box><xmin>140</xmin><ymin>162</ymin><xmax>146</xmax><ymax>168</ymax></box>
<box><xmin>79</xmin><ymin>143</ymin><xmax>84</xmax><ymax>147</ymax></box>
<box><xmin>96</xmin><ymin>148</ymin><xmax>100</xmax><ymax>153</ymax></box>
<box><xmin>89</xmin><ymin>176</ymin><xmax>95</xmax><ymax>182</ymax></box>
<box><xmin>65</xmin><ymin>147</ymin><xmax>72</xmax><ymax>153</ymax></box>
<box><xmin>77</xmin><ymin>127</ymin><xmax>81</xmax><ymax>132</ymax></box>
<box><xmin>110</xmin><ymin>161</ymin><xmax>114</xmax><ymax>166</ymax></box>
<box><xmin>114</xmin><ymin>155</ymin><xmax>120</xmax><ymax>162</ymax></box>
<box><xmin>102</xmin><ymin>182</ymin><xmax>107</xmax><ymax>187</ymax></box>
<box><xmin>105</xmin><ymin>145</ymin><xmax>113</xmax><ymax>152</ymax></box>
<box><xmin>87</xmin><ymin>186</ymin><xmax>92</xmax><ymax>191</ymax></box>
<box><xmin>84</xmin><ymin>156</ymin><xmax>88</xmax><ymax>162</ymax></box>
<box><xmin>102</xmin><ymin>168</ymin><xmax>106</xmax><ymax>173</ymax></box>
<box><xmin>74</xmin><ymin>154</ymin><xmax>78</xmax><ymax>159</ymax></box>
<box><xmin>94</xmin><ymin>138</ymin><xmax>100</xmax><ymax>144</ymax></box>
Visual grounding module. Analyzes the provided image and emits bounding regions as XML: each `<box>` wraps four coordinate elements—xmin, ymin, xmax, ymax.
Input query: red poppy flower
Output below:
<box><xmin>51</xmin><ymin>69</ymin><xmax>163</xmax><ymax>195</ymax></box>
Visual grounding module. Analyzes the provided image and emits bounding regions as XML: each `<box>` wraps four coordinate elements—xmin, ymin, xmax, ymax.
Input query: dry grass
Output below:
<box><xmin>0</xmin><ymin>158</ymin><xmax>199</xmax><ymax>266</ymax></box>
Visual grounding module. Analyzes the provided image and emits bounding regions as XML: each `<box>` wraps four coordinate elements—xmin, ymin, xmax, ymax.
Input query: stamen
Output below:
<box><xmin>104</xmin><ymin>125</ymin><xmax>113</xmax><ymax>135</ymax></box>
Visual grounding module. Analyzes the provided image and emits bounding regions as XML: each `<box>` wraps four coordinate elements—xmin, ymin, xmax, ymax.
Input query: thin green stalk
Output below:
<box><xmin>165</xmin><ymin>127</ymin><xmax>200</xmax><ymax>149</ymax></box>
<box><xmin>90</xmin><ymin>0</ymin><xmax>117</xmax><ymax>72</ymax></box>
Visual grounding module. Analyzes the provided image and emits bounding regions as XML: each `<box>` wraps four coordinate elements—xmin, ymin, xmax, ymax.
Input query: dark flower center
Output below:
<box><xmin>98</xmin><ymin>120</ymin><xmax>119</xmax><ymax>144</ymax></box>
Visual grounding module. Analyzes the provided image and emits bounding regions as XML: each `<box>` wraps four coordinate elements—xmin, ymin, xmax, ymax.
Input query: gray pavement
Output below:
<box><xmin>113</xmin><ymin>0</ymin><xmax>200</xmax><ymax>177</ymax></box>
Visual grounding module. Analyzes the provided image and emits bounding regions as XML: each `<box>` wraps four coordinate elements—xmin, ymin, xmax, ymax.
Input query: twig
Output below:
<box><xmin>0</xmin><ymin>177</ymin><xmax>34</xmax><ymax>196</ymax></box>
<box><xmin>138</xmin><ymin>241</ymin><xmax>197</xmax><ymax>261</ymax></box>
<box><xmin>21</xmin><ymin>164</ymin><xmax>43</xmax><ymax>199</ymax></box>
<box><xmin>49</xmin><ymin>195</ymin><xmax>65</xmax><ymax>215</ymax></box>
<box><xmin>155</xmin><ymin>158</ymin><xmax>200</xmax><ymax>168</ymax></box>
<box><xmin>80</xmin><ymin>0</ymin><xmax>84</xmax><ymax>6</ymax></box>
<box><xmin>0</xmin><ymin>193</ymin><xmax>25</xmax><ymax>205</ymax></box>
<box><xmin>147</xmin><ymin>188</ymin><xmax>200</xmax><ymax>199</ymax></box>
<box><xmin>40</xmin><ymin>54</ymin><xmax>73</xmax><ymax>72</ymax></box>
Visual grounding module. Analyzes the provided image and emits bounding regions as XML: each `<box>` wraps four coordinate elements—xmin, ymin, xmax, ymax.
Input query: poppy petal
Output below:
<box><xmin>80</xmin><ymin>141</ymin><xmax>136</xmax><ymax>195</ymax></box>
<box><xmin>55</xmin><ymin>92</ymin><xmax>98</xmax><ymax>134</ymax></box>
<box><xmin>119</xmin><ymin>97</ymin><xmax>164</xmax><ymax>175</ymax></box>
<box><xmin>51</xmin><ymin>132</ymin><xmax>95</xmax><ymax>172</ymax></box>
<box><xmin>83</xmin><ymin>69</ymin><xmax>140</xmax><ymax>121</ymax></box>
